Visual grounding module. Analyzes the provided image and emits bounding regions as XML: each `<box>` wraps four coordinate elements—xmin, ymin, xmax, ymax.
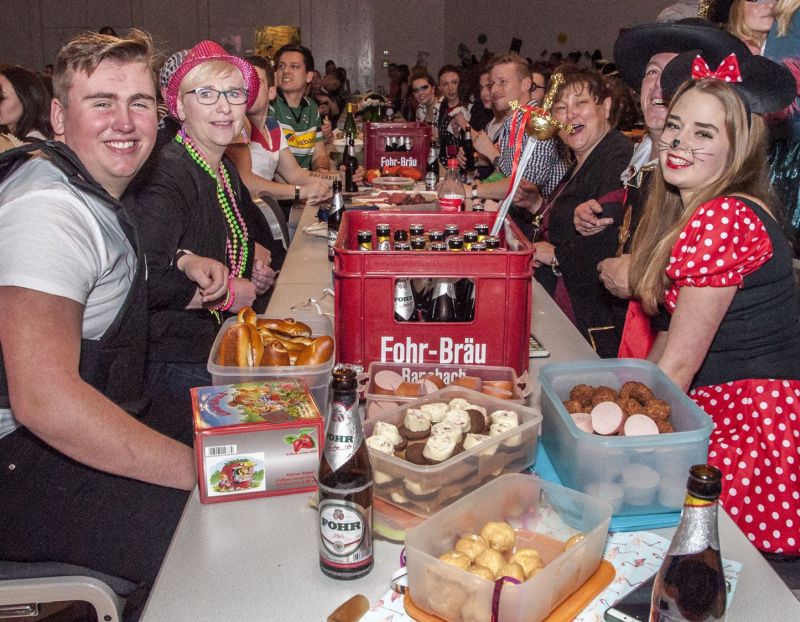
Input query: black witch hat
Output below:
<box><xmin>614</xmin><ymin>17</ymin><xmax>749</xmax><ymax>90</ymax></box>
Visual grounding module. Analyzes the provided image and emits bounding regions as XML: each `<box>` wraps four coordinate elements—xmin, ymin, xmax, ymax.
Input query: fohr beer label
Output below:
<box><xmin>323</xmin><ymin>401</ymin><xmax>362</xmax><ymax>471</ymax></box>
<box><xmin>318</xmin><ymin>499</ymin><xmax>373</xmax><ymax>567</ymax></box>
<box><xmin>394</xmin><ymin>279</ymin><xmax>415</xmax><ymax>320</ymax></box>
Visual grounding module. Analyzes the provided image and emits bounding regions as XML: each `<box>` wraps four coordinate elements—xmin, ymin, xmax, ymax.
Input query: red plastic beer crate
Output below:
<box><xmin>364</xmin><ymin>122</ymin><xmax>431</xmax><ymax>176</ymax></box>
<box><xmin>333</xmin><ymin>211</ymin><xmax>534</xmax><ymax>375</ymax></box>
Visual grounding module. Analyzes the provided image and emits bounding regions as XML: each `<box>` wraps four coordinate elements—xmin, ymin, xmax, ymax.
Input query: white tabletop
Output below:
<box><xmin>141</xmin><ymin>205</ymin><xmax>800</xmax><ymax>621</ymax></box>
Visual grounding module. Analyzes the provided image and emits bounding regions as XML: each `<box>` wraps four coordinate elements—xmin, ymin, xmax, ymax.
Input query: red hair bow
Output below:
<box><xmin>691</xmin><ymin>53</ymin><xmax>743</xmax><ymax>83</ymax></box>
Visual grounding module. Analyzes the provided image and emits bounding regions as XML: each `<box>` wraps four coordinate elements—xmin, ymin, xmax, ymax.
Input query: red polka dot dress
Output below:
<box><xmin>665</xmin><ymin>196</ymin><xmax>800</xmax><ymax>555</ymax></box>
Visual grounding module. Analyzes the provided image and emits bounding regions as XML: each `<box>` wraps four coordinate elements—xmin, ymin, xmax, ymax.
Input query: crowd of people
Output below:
<box><xmin>0</xmin><ymin>1</ymin><xmax>799</xmax><ymax>619</ymax></box>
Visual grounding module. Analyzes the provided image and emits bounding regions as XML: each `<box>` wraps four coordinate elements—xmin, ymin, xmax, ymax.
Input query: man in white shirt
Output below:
<box><xmin>0</xmin><ymin>30</ymin><xmax>225</xmax><ymax>613</ymax></box>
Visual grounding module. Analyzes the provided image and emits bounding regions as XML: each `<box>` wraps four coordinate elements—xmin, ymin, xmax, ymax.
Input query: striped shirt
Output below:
<box><xmin>269</xmin><ymin>92</ymin><xmax>323</xmax><ymax>170</ymax></box>
<box><xmin>496</xmin><ymin>101</ymin><xmax>568</xmax><ymax>198</ymax></box>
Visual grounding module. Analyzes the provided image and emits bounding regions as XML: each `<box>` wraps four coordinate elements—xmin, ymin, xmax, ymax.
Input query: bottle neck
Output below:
<box><xmin>668</xmin><ymin>494</ymin><xmax>721</xmax><ymax>556</ymax></box>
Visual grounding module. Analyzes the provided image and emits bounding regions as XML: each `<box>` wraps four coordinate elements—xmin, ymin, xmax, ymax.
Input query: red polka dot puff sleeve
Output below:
<box><xmin>664</xmin><ymin>196</ymin><xmax>773</xmax><ymax>311</ymax></box>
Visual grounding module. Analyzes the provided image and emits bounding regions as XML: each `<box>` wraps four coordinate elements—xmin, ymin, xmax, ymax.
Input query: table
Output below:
<box><xmin>141</xmin><ymin>205</ymin><xmax>800</xmax><ymax>621</ymax></box>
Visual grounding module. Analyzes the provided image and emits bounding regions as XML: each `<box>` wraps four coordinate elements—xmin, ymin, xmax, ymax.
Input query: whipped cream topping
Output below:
<box><xmin>423</xmin><ymin>435</ymin><xmax>456</xmax><ymax>461</ymax></box>
<box><xmin>420</xmin><ymin>402</ymin><xmax>449</xmax><ymax>423</ymax></box>
<box><xmin>373</xmin><ymin>420</ymin><xmax>404</xmax><ymax>445</ymax></box>
<box><xmin>445</xmin><ymin>408</ymin><xmax>472</xmax><ymax>432</ymax></box>
<box><xmin>403</xmin><ymin>409</ymin><xmax>432</xmax><ymax>432</ymax></box>
<box><xmin>430</xmin><ymin>421</ymin><xmax>463</xmax><ymax>443</ymax></box>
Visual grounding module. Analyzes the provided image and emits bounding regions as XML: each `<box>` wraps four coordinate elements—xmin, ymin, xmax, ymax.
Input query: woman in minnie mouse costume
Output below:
<box><xmin>628</xmin><ymin>49</ymin><xmax>800</xmax><ymax>554</ymax></box>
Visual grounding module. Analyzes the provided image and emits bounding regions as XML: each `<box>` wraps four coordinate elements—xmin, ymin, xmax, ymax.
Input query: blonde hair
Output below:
<box><xmin>776</xmin><ymin>0</ymin><xmax>800</xmax><ymax>35</ymax></box>
<box><xmin>629</xmin><ymin>79</ymin><xmax>772</xmax><ymax>314</ymax></box>
<box><xmin>53</xmin><ymin>29</ymin><xmax>159</xmax><ymax>105</ymax></box>
<box><xmin>179</xmin><ymin>60</ymin><xmax>244</xmax><ymax>95</ymax></box>
<box><xmin>727</xmin><ymin>0</ymin><xmax>771</xmax><ymax>49</ymax></box>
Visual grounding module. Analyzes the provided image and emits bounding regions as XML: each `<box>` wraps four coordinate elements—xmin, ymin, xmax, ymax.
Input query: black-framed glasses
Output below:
<box><xmin>745</xmin><ymin>0</ymin><xmax>775</xmax><ymax>3</ymax></box>
<box><xmin>186</xmin><ymin>87</ymin><xmax>248</xmax><ymax>106</ymax></box>
<box><xmin>412</xmin><ymin>84</ymin><xmax>431</xmax><ymax>93</ymax></box>
<box><xmin>532</xmin><ymin>83</ymin><xmax>546</xmax><ymax>90</ymax></box>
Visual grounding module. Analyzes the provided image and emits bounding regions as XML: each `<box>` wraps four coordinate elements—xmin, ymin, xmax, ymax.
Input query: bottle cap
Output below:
<box><xmin>686</xmin><ymin>464</ymin><xmax>722</xmax><ymax>500</ymax></box>
<box><xmin>447</xmin><ymin>158</ymin><xmax>458</xmax><ymax>169</ymax></box>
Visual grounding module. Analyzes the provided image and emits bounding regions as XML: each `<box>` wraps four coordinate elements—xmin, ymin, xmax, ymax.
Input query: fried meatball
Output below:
<box><xmin>643</xmin><ymin>398</ymin><xmax>671</xmax><ymax>421</ymax></box>
<box><xmin>616</xmin><ymin>397</ymin><xmax>642</xmax><ymax>417</ymax></box>
<box><xmin>563</xmin><ymin>399</ymin><xmax>585</xmax><ymax>414</ymax></box>
<box><xmin>655</xmin><ymin>419</ymin><xmax>674</xmax><ymax>433</ymax></box>
<box><xmin>569</xmin><ymin>384</ymin><xmax>596</xmax><ymax>404</ymax></box>
<box><xmin>591</xmin><ymin>386</ymin><xmax>618</xmax><ymax>406</ymax></box>
<box><xmin>620</xmin><ymin>381</ymin><xmax>655</xmax><ymax>404</ymax></box>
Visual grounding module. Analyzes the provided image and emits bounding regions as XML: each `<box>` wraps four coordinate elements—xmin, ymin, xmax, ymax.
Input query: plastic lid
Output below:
<box><xmin>447</xmin><ymin>158</ymin><xmax>459</xmax><ymax>169</ymax></box>
<box><xmin>686</xmin><ymin>464</ymin><xmax>722</xmax><ymax>500</ymax></box>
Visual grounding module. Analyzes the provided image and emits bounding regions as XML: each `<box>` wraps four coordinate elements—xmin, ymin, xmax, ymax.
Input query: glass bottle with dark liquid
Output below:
<box><xmin>650</xmin><ymin>464</ymin><xmax>726</xmax><ymax>621</ymax></box>
<box><xmin>318</xmin><ymin>368</ymin><xmax>374</xmax><ymax>580</ymax></box>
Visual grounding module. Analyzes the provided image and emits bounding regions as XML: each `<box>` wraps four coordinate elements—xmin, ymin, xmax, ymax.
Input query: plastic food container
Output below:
<box><xmin>405</xmin><ymin>473</ymin><xmax>612</xmax><ymax>622</ymax></box>
<box><xmin>364</xmin><ymin>386</ymin><xmax>542</xmax><ymax>516</ymax></box>
<box><xmin>362</xmin><ymin>361</ymin><xmax>532</xmax><ymax>419</ymax></box>
<box><xmin>206</xmin><ymin>312</ymin><xmax>334</xmax><ymax>410</ymax></box>
<box><xmin>539</xmin><ymin>359</ymin><xmax>713</xmax><ymax>516</ymax></box>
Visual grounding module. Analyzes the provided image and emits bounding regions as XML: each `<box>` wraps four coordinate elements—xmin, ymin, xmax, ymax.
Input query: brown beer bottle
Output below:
<box><xmin>650</xmin><ymin>464</ymin><xmax>726</xmax><ymax>621</ymax></box>
<box><xmin>318</xmin><ymin>368</ymin><xmax>374</xmax><ymax>579</ymax></box>
<box><xmin>429</xmin><ymin>279</ymin><xmax>457</xmax><ymax>322</ymax></box>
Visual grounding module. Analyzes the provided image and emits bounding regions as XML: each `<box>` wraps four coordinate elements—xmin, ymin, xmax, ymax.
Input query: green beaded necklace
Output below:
<box><xmin>176</xmin><ymin>130</ymin><xmax>249</xmax><ymax>277</ymax></box>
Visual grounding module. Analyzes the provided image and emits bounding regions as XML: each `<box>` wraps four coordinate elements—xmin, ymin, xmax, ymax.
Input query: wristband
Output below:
<box><xmin>175</xmin><ymin>249</ymin><xmax>193</xmax><ymax>266</ymax></box>
<box><xmin>294</xmin><ymin>185</ymin><xmax>301</xmax><ymax>201</ymax></box>
<box><xmin>491</xmin><ymin>155</ymin><xmax>501</xmax><ymax>168</ymax></box>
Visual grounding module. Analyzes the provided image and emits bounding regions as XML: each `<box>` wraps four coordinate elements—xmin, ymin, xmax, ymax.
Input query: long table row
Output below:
<box><xmin>141</xmin><ymin>203</ymin><xmax>800</xmax><ymax>621</ymax></box>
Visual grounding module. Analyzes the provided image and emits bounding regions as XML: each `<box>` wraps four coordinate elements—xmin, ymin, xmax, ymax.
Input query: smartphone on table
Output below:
<box><xmin>529</xmin><ymin>333</ymin><xmax>550</xmax><ymax>358</ymax></box>
<box><xmin>604</xmin><ymin>573</ymin><xmax>656</xmax><ymax>622</ymax></box>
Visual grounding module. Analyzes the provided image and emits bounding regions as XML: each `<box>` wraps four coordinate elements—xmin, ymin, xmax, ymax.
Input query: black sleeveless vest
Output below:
<box><xmin>0</xmin><ymin>141</ymin><xmax>149</xmax><ymax>416</ymax></box>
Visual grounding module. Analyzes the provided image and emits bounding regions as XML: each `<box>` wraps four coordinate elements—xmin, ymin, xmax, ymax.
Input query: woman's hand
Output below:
<box><xmin>533</xmin><ymin>241</ymin><xmax>555</xmax><ymax>268</ymax></box>
<box><xmin>253</xmin><ymin>243</ymin><xmax>271</xmax><ymax>267</ymax></box>
<box><xmin>177</xmin><ymin>254</ymin><xmax>229</xmax><ymax>303</ymax></box>
<box><xmin>228</xmin><ymin>277</ymin><xmax>257</xmax><ymax>311</ymax></box>
<box><xmin>451</xmin><ymin>111</ymin><xmax>469</xmax><ymax>132</ymax></box>
<box><xmin>251</xmin><ymin>259</ymin><xmax>276</xmax><ymax>295</ymax></box>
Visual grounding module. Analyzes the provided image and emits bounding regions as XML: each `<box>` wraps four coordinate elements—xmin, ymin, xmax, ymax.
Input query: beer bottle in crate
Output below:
<box><xmin>394</xmin><ymin>278</ymin><xmax>417</xmax><ymax>322</ymax></box>
<box><xmin>650</xmin><ymin>464</ymin><xmax>726</xmax><ymax>621</ymax></box>
<box><xmin>328</xmin><ymin>180</ymin><xmax>344</xmax><ymax>262</ymax></box>
<box><xmin>318</xmin><ymin>368</ymin><xmax>374</xmax><ymax>579</ymax></box>
<box><xmin>429</xmin><ymin>279</ymin><xmax>457</xmax><ymax>322</ymax></box>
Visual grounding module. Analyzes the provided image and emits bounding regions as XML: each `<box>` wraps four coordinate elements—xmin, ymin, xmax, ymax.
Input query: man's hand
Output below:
<box><xmin>451</xmin><ymin>111</ymin><xmax>469</xmax><ymax>132</ymax></box>
<box><xmin>177</xmin><ymin>254</ymin><xmax>229</xmax><ymax>303</ymax></box>
<box><xmin>338</xmin><ymin>164</ymin><xmax>364</xmax><ymax>185</ymax></box>
<box><xmin>598</xmin><ymin>254</ymin><xmax>632</xmax><ymax>299</ymax></box>
<box><xmin>512</xmin><ymin>180</ymin><xmax>542</xmax><ymax>213</ymax></box>
<box><xmin>472</xmin><ymin>129</ymin><xmax>499</xmax><ymax>161</ymax></box>
<box><xmin>301</xmin><ymin>178</ymin><xmax>331</xmax><ymax>203</ymax></box>
<box><xmin>456</xmin><ymin>146</ymin><xmax>467</xmax><ymax>169</ymax></box>
<box><xmin>574</xmin><ymin>199</ymin><xmax>614</xmax><ymax>236</ymax></box>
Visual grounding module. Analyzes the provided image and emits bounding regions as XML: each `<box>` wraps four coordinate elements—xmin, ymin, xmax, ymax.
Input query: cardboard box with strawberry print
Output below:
<box><xmin>192</xmin><ymin>379</ymin><xmax>323</xmax><ymax>504</ymax></box>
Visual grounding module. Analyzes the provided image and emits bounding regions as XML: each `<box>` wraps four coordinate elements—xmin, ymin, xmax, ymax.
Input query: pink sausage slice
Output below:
<box><xmin>372</xmin><ymin>370</ymin><xmax>403</xmax><ymax>395</ymax></box>
<box><xmin>570</xmin><ymin>412</ymin><xmax>594</xmax><ymax>434</ymax></box>
<box><xmin>590</xmin><ymin>401</ymin><xmax>624</xmax><ymax>436</ymax></box>
<box><xmin>623</xmin><ymin>414</ymin><xmax>660</xmax><ymax>436</ymax></box>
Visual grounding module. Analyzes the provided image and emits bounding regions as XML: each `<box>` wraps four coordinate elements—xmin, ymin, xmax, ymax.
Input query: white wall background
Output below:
<box><xmin>1</xmin><ymin>0</ymin><xmax>675</xmax><ymax>92</ymax></box>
